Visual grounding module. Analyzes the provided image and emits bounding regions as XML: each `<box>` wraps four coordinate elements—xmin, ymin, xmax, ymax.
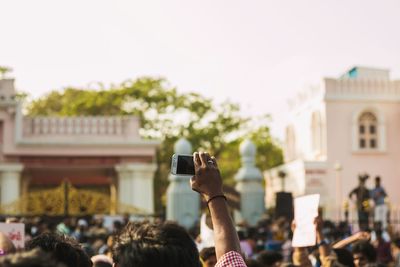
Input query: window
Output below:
<box><xmin>358</xmin><ymin>112</ymin><xmax>378</xmax><ymax>150</ymax></box>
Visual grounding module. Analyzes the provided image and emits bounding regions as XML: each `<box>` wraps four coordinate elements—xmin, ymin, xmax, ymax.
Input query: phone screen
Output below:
<box><xmin>176</xmin><ymin>155</ymin><xmax>195</xmax><ymax>175</ymax></box>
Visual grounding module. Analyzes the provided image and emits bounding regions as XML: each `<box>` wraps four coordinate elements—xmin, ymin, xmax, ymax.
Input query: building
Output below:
<box><xmin>0</xmin><ymin>78</ymin><xmax>159</xmax><ymax>216</ymax></box>
<box><xmin>266</xmin><ymin>66</ymin><xmax>400</xmax><ymax>219</ymax></box>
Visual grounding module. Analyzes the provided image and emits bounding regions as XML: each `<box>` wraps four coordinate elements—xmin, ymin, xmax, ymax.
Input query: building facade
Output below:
<box><xmin>0</xmin><ymin>78</ymin><xmax>159</xmax><ymax>216</ymax></box>
<box><xmin>266</xmin><ymin>67</ymin><xmax>400</xmax><ymax>219</ymax></box>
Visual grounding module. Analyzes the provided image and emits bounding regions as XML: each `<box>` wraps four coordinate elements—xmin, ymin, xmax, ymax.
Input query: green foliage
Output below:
<box><xmin>27</xmin><ymin>77</ymin><xmax>283</xmax><ymax>212</ymax></box>
<box><xmin>0</xmin><ymin>66</ymin><xmax>13</xmax><ymax>79</ymax></box>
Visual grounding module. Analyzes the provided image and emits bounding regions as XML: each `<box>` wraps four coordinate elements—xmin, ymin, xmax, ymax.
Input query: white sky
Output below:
<box><xmin>1</xmin><ymin>0</ymin><xmax>400</xmax><ymax>140</ymax></box>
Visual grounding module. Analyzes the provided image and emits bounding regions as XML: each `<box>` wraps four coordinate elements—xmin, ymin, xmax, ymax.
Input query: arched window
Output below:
<box><xmin>311</xmin><ymin>111</ymin><xmax>322</xmax><ymax>154</ymax></box>
<box><xmin>358</xmin><ymin>112</ymin><xmax>378</xmax><ymax>149</ymax></box>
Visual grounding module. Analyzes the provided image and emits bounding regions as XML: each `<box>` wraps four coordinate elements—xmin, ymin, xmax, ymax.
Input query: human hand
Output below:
<box><xmin>354</xmin><ymin>231</ymin><xmax>370</xmax><ymax>241</ymax></box>
<box><xmin>190</xmin><ymin>152</ymin><xmax>223</xmax><ymax>200</ymax></box>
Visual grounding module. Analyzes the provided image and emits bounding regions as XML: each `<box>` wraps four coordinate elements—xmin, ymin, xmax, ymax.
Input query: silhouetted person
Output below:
<box><xmin>370</xmin><ymin>176</ymin><xmax>388</xmax><ymax>229</ymax></box>
<box><xmin>349</xmin><ymin>174</ymin><xmax>370</xmax><ymax>231</ymax></box>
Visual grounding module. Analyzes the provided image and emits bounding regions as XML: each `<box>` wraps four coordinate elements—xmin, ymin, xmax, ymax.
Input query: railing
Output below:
<box><xmin>328</xmin><ymin>204</ymin><xmax>400</xmax><ymax>233</ymax></box>
<box><xmin>324</xmin><ymin>78</ymin><xmax>400</xmax><ymax>99</ymax></box>
<box><xmin>22</xmin><ymin>116</ymin><xmax>139</xmax><ymax>136</ymax></box>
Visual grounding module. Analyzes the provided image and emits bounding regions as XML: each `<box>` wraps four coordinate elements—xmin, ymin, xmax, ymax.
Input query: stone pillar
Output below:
<box><xmin>235</xmin><ymin>139</ymin><xmax>265</xmax><ymax>226</ymax></box>
<box><xmin>0</xmin><ymin>164</ymin><xmax>24</xmax><ymax>211</ymax></box>
<box><xmin>115</xmin><ymin>163</ymin><xmax>157</xmax><ymax>214</ymax></box>
<box><xmin>166</xmin><ymin>138</ymin><xmax>200</xmax><ymax>229</ymax></box>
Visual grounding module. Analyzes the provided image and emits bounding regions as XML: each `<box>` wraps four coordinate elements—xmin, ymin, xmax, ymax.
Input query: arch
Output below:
<box><xmin>351</xmin><ymin>107</ymin><xmax>386</xmax><ymax>151</ymax></box>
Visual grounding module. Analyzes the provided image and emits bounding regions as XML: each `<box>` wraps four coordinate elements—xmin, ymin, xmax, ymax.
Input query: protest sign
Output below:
<box><xmin>292</xmin><ymin>194</ymin><xmax>320</xmax><ymax>247</ymax></box>
<box><xmin>0</xmin><ymin>222</ymin><xmax>25</xmax><ymax>249</ymax></box>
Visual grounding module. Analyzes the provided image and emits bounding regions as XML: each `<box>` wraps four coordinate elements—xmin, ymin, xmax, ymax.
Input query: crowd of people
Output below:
<box><xmin>0</xmin><ymin>152</ymin><xmax>399</xmax><ymax>267</ymax></box>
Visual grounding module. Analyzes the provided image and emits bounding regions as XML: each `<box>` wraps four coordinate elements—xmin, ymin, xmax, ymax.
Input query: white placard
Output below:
<box><xmin>292</xmin><ymin>194</ymin><xmax>320</xmax><ymax>247</ymax></box>
<box><xmin>0</xmin><ymin>223</ymin><xmax>25</xmax><ymax>249</ymax></box>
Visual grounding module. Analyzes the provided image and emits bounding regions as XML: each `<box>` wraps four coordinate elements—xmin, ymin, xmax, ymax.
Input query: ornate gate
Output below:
<box><xmin>1</xmin><ymin>181</ymin><xmax>112</xmax><ymax>216</ymax></box>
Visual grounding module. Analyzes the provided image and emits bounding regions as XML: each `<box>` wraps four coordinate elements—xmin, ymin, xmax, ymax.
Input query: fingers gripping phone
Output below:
<box><xmin>171</xmin><ymin>154</ymin><xmax>195</xmax><ymax>175</ymax></box>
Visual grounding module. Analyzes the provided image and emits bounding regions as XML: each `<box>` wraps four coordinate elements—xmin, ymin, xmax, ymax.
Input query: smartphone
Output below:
<box><xmin>171</xmin><ymin>154</ymin><xmax>195</xmax><ymax>175</ymax></box>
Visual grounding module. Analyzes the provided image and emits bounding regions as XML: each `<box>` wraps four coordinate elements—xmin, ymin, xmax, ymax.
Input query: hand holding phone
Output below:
<box><xmin>190</xmin><ymin>152</ymin><xmax>223</xmax><ymax>200</ymax></box>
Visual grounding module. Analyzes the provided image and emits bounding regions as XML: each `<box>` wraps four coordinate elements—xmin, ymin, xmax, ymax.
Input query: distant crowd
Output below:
<box><xmin>0</xmin><ymin>152</ymin><xmax>400</xmax><ymax>267</ymax></box>
<box><xmin>1</xmin><ymin>212</ymin><xmax>400</xmax><ymax>267</ymax></box>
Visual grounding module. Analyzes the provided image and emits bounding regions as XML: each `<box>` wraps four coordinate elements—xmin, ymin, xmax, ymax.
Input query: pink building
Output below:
<box><xmin>0</xmin><ymin>78</ymin><xmax>159</xmax><ymax>216</ymax></box>
<box><xmin>266</xmin><ymin>67</ymin><xmax>400</xmax><ymax>220</ymax></box>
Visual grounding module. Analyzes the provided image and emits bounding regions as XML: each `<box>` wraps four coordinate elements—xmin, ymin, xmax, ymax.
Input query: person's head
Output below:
<box><xmin>334</xmin><ymin>248</ymin><xmax>355</xmax><ymax>267</ymax></box>
<box><xmin>375</xmin><ymin>176</ymin><xmax>381</xmax><ymax>187</ymax></box>
<box><xmin>112</xmin><ymin>221</ymin><xmax>201</xmax><ymax>267</ymax></box>
<box><xmin>352</xmin><ymin>240</ymin><xmax>376</xmax><ymax>267</ymax></box>
<box><xmin>199</xmin><ymin>247</ymin><xmax>217</xmax><ymax>267</ymax></box>
<box><xmin>256</xmin><ymin>250</ymin><xmax>283</xmax><ymax>267</ymax></box>
<box><xmin>245</xmin><ymin>259</ymin><xmax>264</xmax><ymax>267</ymax></box>
<box><xmin>0</xmin><ymin>248</ymin><xmax>64</xmax><ymax>267</ymax></box>
<box><xmin>358</xmin><ymin>174</ymin><xmax>369</xmax><ymax>186</ymax></box>
<box><xmin>26</xmin><ymin>232</ymin><xmax>92</xmax><ymax>267</ymax></box>
<box><xmin>0</xmin><ymin>232</ymin><xmax>16</xmax><ymax>256</ymax></box>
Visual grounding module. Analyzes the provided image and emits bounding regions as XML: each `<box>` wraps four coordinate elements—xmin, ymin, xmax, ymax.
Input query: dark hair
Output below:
<box><xmin>0</xmin><ymin>248</ymin><xmax>65</xmax><ymax>267</ymax></box>
<box><xmin>26</xmin><ymin>232</ymin><xmax>92</xmax><ymax>267</ymax></box>
<box><xmin>334</xmin><ymin>248</ymin><xmax>355</xmax><ymax>267</ymax></box>
<box><xmin>256</xmin><ymin>250</ymin><xmax>283</xmax><ymax>266</ymax></box>
<box><xmin>393</xmin><ymin>238</ymin><xmax>400</xmax><ymax>249</ymax></box>
<box><xmin>352</xmin><ymin>240</ymin><xmax>377</xmax><ymax>263</ymax></box>
<box><xmin>199</xmin><ymin>247</ymin><xmax>216</xmax><ymax>262</ymax></box>
<box><xmin>112</xmin><ymin>221</ymin><xmax>201</xmax><ymax>267</ymax></box>
<box><xmin>245</xmin><ymin>259</ymin><xmax>264</xmax><ymax>267</ymax></box>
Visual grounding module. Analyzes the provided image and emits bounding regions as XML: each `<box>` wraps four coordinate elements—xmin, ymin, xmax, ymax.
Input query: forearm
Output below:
<box><xmin>317</xmin><ymin>232</ymin><xmax>330</xmax><ymax>260</ymax></box>
<box><xmin>208</xmin><ymin>197</ymin><xmax>241</xmax><ymax>260</ymax></box>
<box><xmin>332</xmin><ymin>235</ymin><xmax>358</xmax><ymax>249</ymax></box>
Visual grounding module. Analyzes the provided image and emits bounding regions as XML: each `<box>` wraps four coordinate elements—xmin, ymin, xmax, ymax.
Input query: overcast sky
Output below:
<box><xmin>1</xmin><ymin>0</ymin><xmax>400</xmax><ymax>139</ymax></box>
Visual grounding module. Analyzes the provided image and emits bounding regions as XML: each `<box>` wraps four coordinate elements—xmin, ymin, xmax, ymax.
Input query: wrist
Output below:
<box><xmin>203</xmin><ymin>191</ymin><xmax>224</xmax><ymax>201</ymax></box>
<box><xmin>206</xmin><ymin>194</ymin><xmax>227</xmax><ymax>205</ymax></box>
<box><xmin>316</xmin><ymin>239</ymin><xmax>327</xmax><ymax>248</ymax></box>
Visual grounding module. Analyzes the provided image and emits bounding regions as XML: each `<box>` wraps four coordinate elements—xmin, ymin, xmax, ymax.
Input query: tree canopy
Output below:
<box><xmin>27</xmin><ymin>77</ymin><xmax>283</xmax><ymax>212</ymax></box>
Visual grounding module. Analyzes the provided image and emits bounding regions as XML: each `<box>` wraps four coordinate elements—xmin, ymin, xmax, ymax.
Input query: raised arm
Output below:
<box><xmin>332</xmin><ymin>231</ymin><xmax>370</xmax><ymax>249</ymax></box>
<box><xmin>190</xmin><ymin>152</ymin><xmax>241</xmax><ymax>260</ymax></box>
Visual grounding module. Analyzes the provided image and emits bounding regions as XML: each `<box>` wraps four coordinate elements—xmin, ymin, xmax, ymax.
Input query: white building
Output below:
<box><xmin>265</xmin><ymin>66</ymin><xmax>400</xmax><ymax>220</ymax></box>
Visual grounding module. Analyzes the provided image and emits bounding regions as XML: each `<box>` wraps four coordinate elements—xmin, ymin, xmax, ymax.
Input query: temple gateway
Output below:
<box><xmin>0</xmin><ymin>78</ymin><xmax>159</xmax><ymax>216</ymax></box>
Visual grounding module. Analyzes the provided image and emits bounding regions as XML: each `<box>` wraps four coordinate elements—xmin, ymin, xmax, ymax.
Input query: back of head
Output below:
<box><xmin>245</xmin><ymin>259</ymin><xmax>264</xmax><ymax>267</ymax></box>
<box><xmin>26</xmin><ymin>232</ymin><xmax>92</xmax><ymax>267</ymax></box>
<box><xmin>0</xmin><ymin>232</ymin><xmax>16</xmax><ymax>255</ymax></box>
<box><xmin>256</xmin><ymin>250</ymin><xmax>283</xmax><ymax>267</ymax></box>
<box><xmin>334</xmin><ymin>248</ymin><xmax>355</xmax><ymax>267</ymax></box>
<box><xmin>0</xmin><ymin>248</ymin><xmax>64</xmax><ymax>267</ymax></box>
<box><xmin>112</xmin><ymin>221</ymin><xmax>201</xmax><ymax>267</ymax></box>
<box><xmin>352</xmin><ymin>240</ymin><xmax>377</xmax><ymax>263</ymax></box>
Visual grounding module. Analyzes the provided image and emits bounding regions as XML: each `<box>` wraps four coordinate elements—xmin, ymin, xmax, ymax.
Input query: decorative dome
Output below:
<box><xmin>174</xmin><ymin>138</ymin><xmax>192</xmax><ymax>154</ymax></box>
<box><xmin>239</xmin><ymin>139</ymin><xmax>256</xmax><ymax>158</ymax></box>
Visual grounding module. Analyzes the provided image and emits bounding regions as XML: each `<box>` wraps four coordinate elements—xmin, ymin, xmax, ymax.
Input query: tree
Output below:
<box><xmin>0</xmin><ymin>66</ymin><xmax>12</xmax><ymax>79</ymax></box>
<box><xmin>27</xmin><ymin>77</ymin><xmax>283</xmax><ymax>213</ymax></box>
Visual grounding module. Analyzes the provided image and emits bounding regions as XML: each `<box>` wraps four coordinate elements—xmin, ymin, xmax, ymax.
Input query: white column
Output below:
<box><xmin>115</xmin><ymin>163</ymin><xmax>157</xmax><ymax>214</ymax></box>
<box><xmin>235</xmin><ymin>140</ymin><xmax>264</xmax><ymax>226</ymax></box>
<box><xmin>0</xmin><ymin>164</ymin><xmax>24</xmax><ymax>207</ymax></box>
